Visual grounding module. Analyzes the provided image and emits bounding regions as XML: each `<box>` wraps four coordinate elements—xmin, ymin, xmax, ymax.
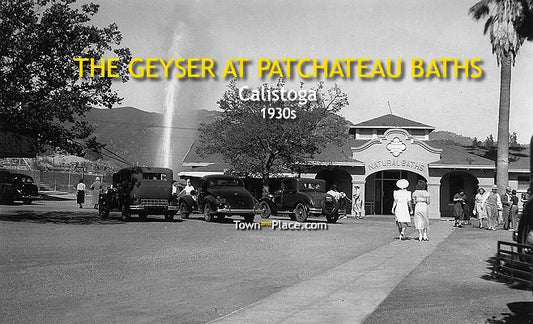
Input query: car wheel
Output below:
<box><xmin>121</xmin><ymin>205</ymin><xmax>131</xmax><ymax>222</ymax></box>
<box><xmin>164</xmin><ymin>212</ymin><xmax>175</xmax><ymax>222</ymax></box>
<box><xmin>244</xmin><ymin>214</ymin><xmax>254</xmax><ymax>223</ymax></box>
<box><xmin>204</xmin><ymin>204</ymin><xmax>215</xmax><ymax>222</ymax></box>
<box><xmin>23</xmin><ymin>199</ymin><xmax>32</xmax><ymax>204</ymax></box>
<box><xmin>139</xmin><ymin>212</ymin><xmax>148</xmax><ymax>221</ymax></box>
<box><xmin>180</xmin><ymin>202</ymin><xmax>190</xmax><ymax>219</ymax></box>
<box><xmin>326</xmin><ymin>211</ymin><xmax>339</xmax><ymax>224</ymax></box>
<box><xmin>216</xmin><ymin>214</ymin><xmax>226</xmax><ymax>222</ymax></box>
<box><xmin>294</xmin><ymin>203</ymin><xmax>308</xmax><ymax>222</ymax></box>
<box><xmin>99</xmin><ymin>204</ymin><xmax>110</xmax><ymax>219</ymax></box>
<box><xmin>259</xmin><ymin>201</ymin><xmax>271</xmax><ymax>219</ymax></box>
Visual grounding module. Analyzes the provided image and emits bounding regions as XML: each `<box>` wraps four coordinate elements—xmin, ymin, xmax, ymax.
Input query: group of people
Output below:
<box><xmin>472</xmin><ymin>186</ymin><xmax>528</xmax><ymax>231</ymax></box>
<box><xmin>326</xmin><ymin>184</ymin><xmax>364</xmax><ymax>219</ymax></box>
<box><xmin>392</xmin><ymin>179</ymin><xmax>430</xmax><ymax>241</ymax></box>
<box><xmin>75</xmin><ymin>177</ymin><xmax>103</xmax><ymax>209</ymax></box>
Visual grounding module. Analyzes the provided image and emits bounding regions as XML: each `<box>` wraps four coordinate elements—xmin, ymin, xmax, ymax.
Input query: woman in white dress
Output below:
<box><xmin>474</xmin><ymin>188</ymin><xmax>488</xmax><ymax>229</ymax></box>
<box><xmin>412</xmin><ymin>180</ymin><xmax>430</xmax><ymax>241</ymax></box>
<box><xmin>392</xmin><ymin>179</ymin><xmax>411</xmax><ymax>240</ymax></box>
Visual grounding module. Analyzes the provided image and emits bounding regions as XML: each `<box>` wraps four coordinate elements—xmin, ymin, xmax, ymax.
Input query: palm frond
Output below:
<box><xmin>469</xmin><ymin>0</ymin><xmax>492</xmax><ymax>20</ymax></box>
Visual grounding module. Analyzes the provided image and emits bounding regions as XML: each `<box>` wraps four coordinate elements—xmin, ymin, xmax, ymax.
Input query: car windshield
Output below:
<box><xmin>300</xmin><ymin>181</ymin><xmax>325</xmax><ymax>192</ymax></box>
<box><xmin>142</xmin><ymin>173</ymin><xmax>168</xmax><ymax>181</ymax></box>
<box><xmin>208</xmin><ymin>178</ymin><xmax>243</xmax><ymax>187</ymax></box>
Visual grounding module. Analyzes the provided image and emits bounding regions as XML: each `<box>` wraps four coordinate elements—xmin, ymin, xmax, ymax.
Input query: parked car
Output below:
<box><xmin>10</xmin><ymin>173</ymin><xmax>40</xmax><ymax>204</ymax></box>
<box><xmin>177</xmin><ymin>174</ymin><xmax>257</xmax><ymax>223</ymax></box>
<box><xmin>98</xmin><ymin>167</ymin><xmax>179</xmax><ymax>221</ymax></box>
<box><xmin>0</xmin><ymin>169</ymin><xmax>15</xmax><ymax>204</ymax></box>
<box><xmin>258</xmin><ymin>178</ymin><xmax>340</xmax><ymax>223</ymax></box>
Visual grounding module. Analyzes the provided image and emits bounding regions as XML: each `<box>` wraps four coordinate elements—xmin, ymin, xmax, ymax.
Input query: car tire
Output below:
<box><xmin>164</xmin><ymin>212</ymin><xmax>175</xmax><ymax>222</ymax></box>
<box><xmin>244</xmin><ymin>214</ymin><xmax>254</xmax><ymax>223</ymax></box>
<box><xmin>180</xmin><ymin>202</ymin><xmax>190</xmax><ymax>219</ymax></box>
<box><xmin>99</xmin><ymin>204</ymin><xmax>110</xmax><ymax>219</ymax></box>
<box><xmin>294</xmin><ymin>203</ymin><xmax>308</xmax><ymax>222</ymax></box>
<box><xmin>121</xmin><ymin>205</ymin><xmax>131</xmax><ymax>222</ymax></box>
<box><xmin>326</xmin><ymin>211</ymin><xmax>339</xmax><ymax>224</ymax></box>
<box><xmin>139</xmin><ymin>212</ymin><xmax>148</xmax><ymax>221</ymax></box>
<box><xmin>204</xmin><ymin>204</ymin><xmax>215</xmax><ymax>222</ymax></box>
<box><xmin>22</xmin><ymin>199</ymin><xmax>32</xmax><ymax>204</ymax></box>
<box><xmin>216</xmin><ymin>214</ymin><xmax>225</xmax><ymax>222</ymax></box>
<box><xmin>259</xmin><ymin>201</ymin><xmax>272</xmax><ymax>219</ymax></box>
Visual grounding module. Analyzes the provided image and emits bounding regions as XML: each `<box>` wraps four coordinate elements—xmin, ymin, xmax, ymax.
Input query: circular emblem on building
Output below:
<box><xmin>386</xmin><ymin>137</ymin><xmax>406</xmax><ymax>157</ymax></box>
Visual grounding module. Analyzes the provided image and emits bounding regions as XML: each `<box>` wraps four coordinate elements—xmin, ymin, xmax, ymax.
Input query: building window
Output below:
<box><xmin>357</xmin><ymin>129</ymin><xmax>374</xmax><ymax>139</ymax></box>
<box><xmin>518</xmin><ymin>176</ymin><xmax>530</xmax><ymax>191</ymax></box>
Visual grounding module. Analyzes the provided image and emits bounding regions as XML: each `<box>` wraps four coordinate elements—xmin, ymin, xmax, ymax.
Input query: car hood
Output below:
<box><xmin>207</xmin><ymin>187</ymin><xmax>255</xmax><ymax>208</ymax></box>
<box><xmin>305</xmin><ymin>192</ymin><xmax>332</xmax><ymax>206</ymax></box>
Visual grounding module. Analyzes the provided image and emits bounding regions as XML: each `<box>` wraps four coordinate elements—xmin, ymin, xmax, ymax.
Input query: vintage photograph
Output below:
<box><xmin>1</xmin><ymin>0</ymin><xmax>533</xmax><ymax>323</ymax></box>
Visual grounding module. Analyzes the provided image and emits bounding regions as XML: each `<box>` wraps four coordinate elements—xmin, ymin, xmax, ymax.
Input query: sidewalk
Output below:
<box><xmin>209</xmin><ymin>220</ymin><xmax>454</xmax><ymax>323</ymax></box>
<box><xmin>364</xmin><ymin>224</ymin><xmax>533</xmax><ymax>324</ymax></box>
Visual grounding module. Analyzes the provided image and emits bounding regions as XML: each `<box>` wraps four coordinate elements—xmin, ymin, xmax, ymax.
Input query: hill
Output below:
<box><xmin>84</xmin><ymin>107</ymin><xmax>214</xmax><ymax>171</ymax></box>
<box><xmin>429</xmin><ymin>130</ymin><xmax>474</xmax><ymax>146</ymax></box>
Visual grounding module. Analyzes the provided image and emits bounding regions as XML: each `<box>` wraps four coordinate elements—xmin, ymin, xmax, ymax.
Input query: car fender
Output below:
<box><xmin>259</xmin><ymin>198</ymin><xmax>278</xmax><ymax>213</ymax></box>
<box><xmin>203</xmin><ymin>195</ymin><xmax>217</xmax><ymax>211</ymax></box>
<box><xmin>178</xmin><ymin>195</ymin><xmax>197</xmax><ymax>212</ymax></box>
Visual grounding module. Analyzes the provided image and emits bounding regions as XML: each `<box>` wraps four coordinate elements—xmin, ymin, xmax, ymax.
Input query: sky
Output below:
<box><xmin>91</xmin><ymin>0</ymin><xmax>533</xmax><ymax>144</ymax></box>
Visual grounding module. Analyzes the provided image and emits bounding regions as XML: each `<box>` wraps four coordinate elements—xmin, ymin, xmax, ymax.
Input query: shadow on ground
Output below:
<box><xmin>485</xmin><ymin>302</ymin><xmax>533</xmax><ymax>323</ymax></box>
<box><xmin>0</xmin><ymin>212</ymin><xmax>182</xmax><ymax>225</ymax></box>
<box><xmin>481</xmin><ymin>256</ymin><xmax>533</xmax><ymax>292</ymax></box>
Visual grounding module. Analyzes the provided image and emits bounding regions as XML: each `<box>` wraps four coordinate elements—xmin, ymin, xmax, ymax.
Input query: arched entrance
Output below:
<box><xmin>365</xmin><ymin>170</ymin><xmax>427</xmax><ymax>215</ymax></box>
<box><xmin>315</xmin><ymin>168</ymin><xmax>353</xmax><ymax>207</ymax></box>
<box><xmin>440</xmin><ymin>171</ymin><xmax>479</xmax><ymax>217</ymax></box>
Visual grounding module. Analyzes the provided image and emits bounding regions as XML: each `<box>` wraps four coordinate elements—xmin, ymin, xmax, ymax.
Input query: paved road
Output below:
<box><xmin>0</xmin><ymin>198</ymin><xmax>401</xmax><ymax>323</ymax></box>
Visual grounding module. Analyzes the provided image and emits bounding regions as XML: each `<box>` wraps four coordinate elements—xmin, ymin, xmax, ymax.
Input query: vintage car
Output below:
<box><xmin>0</xmin><ymin>169</ymin><xmax>15</xmax><ymax>204</ymax></box>
<box><xmin>98</xmin><ymin>167</ymin><xmax>179</xmax><ymax>221</ymax></box>
<box><xmin>258</xmin><ymin>178</ymin><xmax>340</xmax><ymax>223</ymax></box>
<box><xmin>10</xmin><ymin>173</ymin><xmax>40</xmax><ymax>204</ymax></box>
<box><xmin>177</xmin><ymin>174</ymin><xmax>257</xmax><ymax>223</ymax></box>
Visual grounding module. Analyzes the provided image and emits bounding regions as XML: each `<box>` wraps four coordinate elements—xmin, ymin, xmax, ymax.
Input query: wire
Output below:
<box><xmin>88</xmin><ymin>119</ymin><xmax>198</xmax><ymax>130</ymax></box>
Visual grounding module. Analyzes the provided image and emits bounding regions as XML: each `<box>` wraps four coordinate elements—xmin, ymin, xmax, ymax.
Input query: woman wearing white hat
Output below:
<box><xmin>392</xmin><ymin>178</ymin><xmax>412</xmax><ymax>240</ymax></box>
<box><xmin>90</xmin><ymin>176</ymin><xmax>103</xmax><ymax>209</ymax></box>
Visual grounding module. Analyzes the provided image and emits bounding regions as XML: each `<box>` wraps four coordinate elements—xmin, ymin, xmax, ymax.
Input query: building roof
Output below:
<box><xmin>351</xmin><ymin>114</ymin><xmax>435</xmax><ymax>130</ymax></box>
<box><xmin>426</xmin><ymin>141</ymin><xmax>495</xmax><ymax>168</ymax></box>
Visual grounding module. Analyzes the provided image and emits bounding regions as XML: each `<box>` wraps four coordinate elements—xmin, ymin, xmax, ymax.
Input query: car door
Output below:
<box><xmin>281</xmin><ymin>179</ymin><xmax>298</xmax><ymax>210</ymax></box>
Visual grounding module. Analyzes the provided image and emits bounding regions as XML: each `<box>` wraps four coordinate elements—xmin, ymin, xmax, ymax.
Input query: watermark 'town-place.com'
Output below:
<box><xmin>234</xmin><ymin>220</ymin><xmax>328</xmax><ymax>231</ymax></box>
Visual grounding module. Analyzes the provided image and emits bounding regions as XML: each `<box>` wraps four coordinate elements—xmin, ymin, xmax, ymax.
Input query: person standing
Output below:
<box><xmin>412</xmin><ymin>180</ymin><xmax>430</xmax><ymax>241</ymax></box>
<box><xmin>453</xmin><ymin>190</ymin><xmax>465</xmax><ymax>227</ymax></box>
<box><xmin>352</xmin><ymin>185</ymin><xmax>363</xmax><ymax>219</ymax></box>
<box><xmin>483</xmin><ymin>185</ymin><xmax>502</xmax><ymax>231</ymax></box>
<box><xmin>392</xmin><ymin>179</ymin><xmax>411</xmax><ymax>240</ymax></box>
<box><xmin>509</xmin><ymin>189</ymin><xmax>519</xmax><ymax>231</ymax></box>
<box><xmin>501</xmin><ymin>187</ymin><xmax>512</xmax><ymax>230</ymax></box>
<box><xmin>76</xmin><ymin>179</ymin><xmax>86</xmax><ymax>208</ymax></box>
<box><xmin>90</xmin><ymin>177</ymin><xmax>102</xmax><ymax>209</ymax></box>
<box><xmin>474</xmin><ymin>188</ymin><xmax>488</xmax><ymax>229</ymax></box>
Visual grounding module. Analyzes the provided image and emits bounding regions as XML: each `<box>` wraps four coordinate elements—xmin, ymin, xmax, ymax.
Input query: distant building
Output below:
<box><xmin>181</xmin><ymin>114</ymin><xmax>530</xmax><ymax>218</ymax></box>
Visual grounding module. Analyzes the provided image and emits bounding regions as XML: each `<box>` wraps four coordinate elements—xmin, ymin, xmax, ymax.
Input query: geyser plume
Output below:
<box><xmin>158</xmin><ymin>26</ymin><xmax>183</xmax><ymax>168</ymax></box>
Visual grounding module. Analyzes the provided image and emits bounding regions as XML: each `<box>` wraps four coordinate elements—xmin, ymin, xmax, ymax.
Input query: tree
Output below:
<box><xmin>0</xmin><ymin>0</ymin><xmax>131</xmax><ymax>154</ymax></box>
<box><xmin>485</xmin><ymin>134</ymin><xmax>496</xmax><ymax>148</ymax></box>
<box><xmin>197</xmin><ymin>80</ymin><xmax>350</xmax><ymax>188</ymax></box>
<box><xmin>509</xmin><ymin>131</ymin><xmax>520</xmax><ymax>148</ymax></box>
<box><xmin>469</xmin><ymin>0</ymin><xmax>533</xmax><ymax>194</ymax></box>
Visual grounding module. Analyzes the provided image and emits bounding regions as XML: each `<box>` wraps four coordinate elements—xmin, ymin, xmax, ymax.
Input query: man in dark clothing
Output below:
<box><xmin>509</xmin><ymin>189</ymin><xmax>519</xmax><ymax>231</ymax></box>
<box><xmin>502</xmin><ymin>187</ymin><xmax>512</xmax><ymax>230</ymax></box>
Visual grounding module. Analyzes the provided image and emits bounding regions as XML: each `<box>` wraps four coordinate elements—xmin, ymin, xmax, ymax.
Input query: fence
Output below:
<box><xmin>3</xmin><ymin>168</ymin><xmax>112</xmax><ymax>193</ymax></box>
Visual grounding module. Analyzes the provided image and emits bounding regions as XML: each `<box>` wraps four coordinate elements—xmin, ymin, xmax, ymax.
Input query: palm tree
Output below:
<box><xmin>469</xmin><ymin>0</ymin><xmax>532</xmax><ymax>194</ymax></box>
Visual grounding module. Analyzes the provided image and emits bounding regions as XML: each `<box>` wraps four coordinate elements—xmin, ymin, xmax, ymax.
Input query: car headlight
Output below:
<box><xmin>216</xmin><ymin>196</ymin><xmax>226</xmax><ymax>205</ymax></box>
